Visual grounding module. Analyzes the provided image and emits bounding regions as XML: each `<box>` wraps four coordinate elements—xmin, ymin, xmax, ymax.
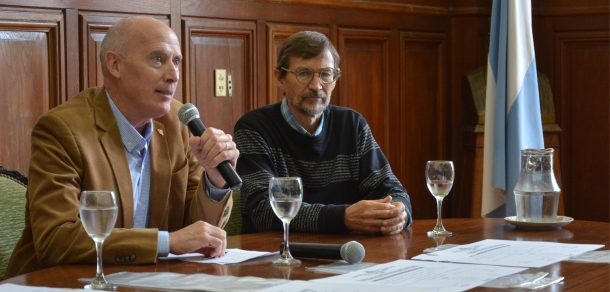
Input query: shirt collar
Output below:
<box><xmin>107</xmin><ymin>91</ymin><xmax>153</xmax><ymax>152</ymax></box>
<box><xmin>280</xmin><ymin>98</ymin><xmax>324</xmax><ymax>136</ymax></box>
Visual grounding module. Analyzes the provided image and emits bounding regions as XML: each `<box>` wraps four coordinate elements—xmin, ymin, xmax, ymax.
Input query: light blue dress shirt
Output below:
<box><xmin>107</xmin><ymin>94</ymin><xmax>230</xmax><ymax>257</ymax></box>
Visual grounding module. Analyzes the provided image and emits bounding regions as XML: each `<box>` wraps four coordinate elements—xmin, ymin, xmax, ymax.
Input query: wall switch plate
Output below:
<box><xmin>227</xmin><ymin>73</ymin><xmax>233</xmax><ymax>97</ymax></box>
<box><xmin>215</xmin><ymin>69</ymin><xmax>227</xmax><ymax>97</ymax></box>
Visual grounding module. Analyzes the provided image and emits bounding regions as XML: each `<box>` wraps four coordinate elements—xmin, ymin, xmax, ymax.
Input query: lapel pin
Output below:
<box><xmin>157</xmin><ymin>129</ymin><xmax>164</xmax><ymax>136</ymax></box>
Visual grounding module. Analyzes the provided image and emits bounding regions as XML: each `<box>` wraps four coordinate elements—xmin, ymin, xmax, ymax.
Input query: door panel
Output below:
<box><xmin>183</xmin><ymin>18</ymin><xmax>256</xmax><ymax>135</ymax></box>
<box><xmin>399</xmin><ymin>31</ymin><xmax>447</xmax><ymax>220</ymax></box>
<box><xmin>0</xmin><ymin>9</ymin><xmax>64</xmax><ymax>175</ymax></box>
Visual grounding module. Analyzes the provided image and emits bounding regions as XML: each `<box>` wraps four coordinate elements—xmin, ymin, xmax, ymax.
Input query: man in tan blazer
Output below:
<box><xmin>4</xmin><ymin>16</ymin><xmax>237</xmax><ymax>278</ymax></box>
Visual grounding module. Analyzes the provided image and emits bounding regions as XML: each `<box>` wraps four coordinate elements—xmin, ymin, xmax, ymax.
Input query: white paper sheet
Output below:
<box><xmin>566</xmin><ymin>250</ymin><xmax>610</xmax><ymax>263</ymax></box>
<box><xmin>0</xmin><ymin>284</ymin><xmax>87</xmax><ymax>292</ymax></box>
<box><xmin>311</xmin><ymin>259</ymin><xmax>526</xmax><ymax>292</ymax></box>
<box><xmin>160</xmin><ymin>248</ymin><xmax>278</xmax><ymax>264</ymax></box>
<box><xmin>259</xmin><ymin>280</ymin><xmax>436</xmax><ymax>292</ymax></box>
<box><xmin>412</xmin><ymin>239</ymin><xmax>604</xmax><ymax>268</ymax></box>
<box><xmin>79</xmin><ymin>271</ymin><xmax>287</xmax><ymax>292</ymax></box>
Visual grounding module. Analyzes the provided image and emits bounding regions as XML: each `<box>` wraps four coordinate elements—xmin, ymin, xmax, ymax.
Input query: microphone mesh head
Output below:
<box><xmin>340</xmin><ymin>241</ymin><xmax>365</xmax><ymax>264</ymax></box>
<box><xmin>178</xmin><ymin>103</ymin><xmax>200</xmax><ymax>126</ymax></box>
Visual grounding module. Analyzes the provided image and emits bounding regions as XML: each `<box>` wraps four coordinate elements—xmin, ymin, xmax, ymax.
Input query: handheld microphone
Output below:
<box><xmin>280</xmin><ymin>241</ymin><xmax>365</xmax><ymax>264</ymax></box>
<box><xmin>178</xmin><ymin>103</ymin><xmax>242</xmax><ymax>190</ymax></box>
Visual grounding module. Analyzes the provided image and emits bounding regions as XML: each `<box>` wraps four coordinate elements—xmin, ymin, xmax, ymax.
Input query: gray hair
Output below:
<box><xmin>276</xmin><ymin>31</ymin><xmax>340</xmax><ymax>79</ymax></box>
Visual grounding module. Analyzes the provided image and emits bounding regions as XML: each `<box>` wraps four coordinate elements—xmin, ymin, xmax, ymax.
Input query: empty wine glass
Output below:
<box><xmin>426</xmin><ymin>161</ymin><xmax>454</xmax><ymax>237</ymax></box>
<box><xmin>269</xmin><ymin>177</ymin><xmax>303</xmax><ymax>265</ymax></box>
<box><xmin>79</xmin><ymin>190</ymin><xmax>119</xmax><ymax>290</ymax></box>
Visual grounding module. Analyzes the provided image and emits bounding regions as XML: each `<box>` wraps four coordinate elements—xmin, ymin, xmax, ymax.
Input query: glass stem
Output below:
<box><xmin>94</xmin><ymin>241</ymin><xmax>106</xmax><ymax>283</ymax></box>
<box><xmin>282</xmin><ymin>222</ymin><xmax>290</xmax><ymax>259</ymax></box>
<box><xmin>435</xmin><ymin>198</ymin><xmax>444</xmax><ymax>229</ymax></box>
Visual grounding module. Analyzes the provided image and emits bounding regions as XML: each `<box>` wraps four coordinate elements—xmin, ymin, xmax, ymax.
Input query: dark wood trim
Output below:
<box><xmin>64</xmin><ymin>9</ymin><xmax>79</xmax><ymax>101</ymax></box>
<box><xmin>0</xmin><ymin>0</ymin><xmax>170</xmax><ymax>14</ymax></box>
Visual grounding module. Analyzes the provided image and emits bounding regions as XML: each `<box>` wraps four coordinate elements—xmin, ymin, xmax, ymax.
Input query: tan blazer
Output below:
<box><xmin>4</xmin><ymin>87</ymin><xmax>232</xmax><ymax>279</ymax></box>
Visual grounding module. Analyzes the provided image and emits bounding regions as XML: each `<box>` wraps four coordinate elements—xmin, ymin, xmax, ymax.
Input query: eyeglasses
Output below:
<box><xmin>281</xmin><ymin>67</ymin><xmax>341</xmax><ymax>84</ymax></box>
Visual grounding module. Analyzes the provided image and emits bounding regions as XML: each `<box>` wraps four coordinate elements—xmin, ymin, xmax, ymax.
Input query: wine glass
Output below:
<box><xmin>79</xmin><ymin>190</ymin><xmax>119</xmax><ymax>290</ymax></box>
<box><xmin>426</xmin><ymin>161</ymin><xmax>454</xmax><ymax>237</ymax></box>
<box><xmin>269</xmin><ymin>177</ymin><xmax>303</xmax><ymax>265</ymax></box>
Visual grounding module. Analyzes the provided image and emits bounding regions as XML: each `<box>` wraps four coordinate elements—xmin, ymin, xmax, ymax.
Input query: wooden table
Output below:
<box><xmin>2</xmin><ymin>218</ymin><xmax>609</xmax><ymax>291</ymax></box>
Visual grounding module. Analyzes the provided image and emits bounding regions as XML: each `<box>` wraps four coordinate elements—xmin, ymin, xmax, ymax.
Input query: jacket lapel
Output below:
<box><xmin>93</xmin><ymin>88</ymin><xmax>135</xmax><ymax>228</ymax></box>
<box><xmin>148</xmin><ymin>120</ymin><xmax>171</xmax><ymax>228</ymax></box>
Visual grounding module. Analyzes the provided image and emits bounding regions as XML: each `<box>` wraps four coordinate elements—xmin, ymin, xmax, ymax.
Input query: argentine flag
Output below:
<box><xmin>481</xmin><ymin>0</ymin><xmax>544</xmax><ymax>217</ymax></box>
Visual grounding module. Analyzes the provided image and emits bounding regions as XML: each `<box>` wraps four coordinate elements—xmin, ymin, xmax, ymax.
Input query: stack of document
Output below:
<box><xmin>412</xmin><ymin>239</ymin><xmax>604</xmax><ymax>268</ymax></box>
<box><xmin>262</xmin><ymin>239</ymin><xmax>604</xmax><ymax>292</ymax></box>
<box><xmin>6</xmin><ymin>240</ymin><xmax>603</xmax><ymax>292</ymax></box>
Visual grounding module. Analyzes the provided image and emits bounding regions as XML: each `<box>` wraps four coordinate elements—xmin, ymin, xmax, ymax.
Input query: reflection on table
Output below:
<box><xmin>1</xmin><ymin>218</ymin><xmax>608</xmax><ymax>291</ymax></box>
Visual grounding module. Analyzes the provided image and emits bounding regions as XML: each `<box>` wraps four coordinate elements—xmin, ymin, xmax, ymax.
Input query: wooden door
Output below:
<box><xmin>182</xmin><ymin>18</ymin><xmax>256</xmax><ymax>135</ymax></box>
<box><xmin>0</xmin><ymin>8</ymin><xmax>65</xmax><ymax>175</ymax></box>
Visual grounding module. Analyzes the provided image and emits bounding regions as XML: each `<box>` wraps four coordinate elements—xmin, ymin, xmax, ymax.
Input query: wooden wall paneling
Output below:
<box><xmin>170</xmin><ymin>0</ymin><xmax>182</xmax><ymax>101</ymax></box>
<box><xmin>399</xmin><ymin>31</ymin><xmax>448</xmax><ymax>220</ymax></box>
<box><xmin>454</xmin><ymin>125</ymin><xmax>485</xmax><ymax>218</ymax></box>
<box><xmin>181</xmin><ymin>1</ymin><xmax>448</xmax><ymax>36</ymax></box>
<box><xmin>79</xmin><ymin>14</ymin><xmax>111</xmax><ymax>90</ymax></box>
<box><xmin>64</xmin><ymin>9</ymin><xmax>80</xmax><ymax>100</ymax></box>
<box><xmin>265</xmin><ymin>23</ymin><xmax>330</xmax><ymax>106</ymax></box>
<box><xmin>256</xmin><ymin>20</ymin><xmax>267</xmax><ymax>109</ymax></box>
<box><xmin>336</xmin><ymin>28</ymin><xmax>391</xmax><ymax>153</ymax></box>
<box><xmin>182</xmin><ymin>18</ymin><xmax>257</xmax><ymax>135</ymax></box>
<box><xmin>386</xmin><ymin>28</ymin><xmax>401</xmax><ymax>175</ymax></box>
<box><xmin>447</xmin><ymin>14</ymin><xmax>491</xmax><ymax>218</ymax></box>
<box><xmin>215</xmin><ymin>0</ymin><xmax>450</xmax><ymax>15</ymax></box>
<box><xmin>0</xmin><ymin>0</ymin><xmax>171</xmax><ymax>15</ymax></box>
<box><xmin>533</xmin><ymin>0</ymin><xmax>609</xmax><ymax>16</ymax></box>
<box><xmin>556</xmin><ymin>30</ymin><xmax>609</xmax><ymax>222</ymax></box>
<box><xmin>0</xmin><ymin>8</ymin><xmax>64</xmax><ymax>175</ymax></box>
<box><xmin>533</xmin><ymin>2</ymin><xmax>610</xmax><ymax>222</ymax></box>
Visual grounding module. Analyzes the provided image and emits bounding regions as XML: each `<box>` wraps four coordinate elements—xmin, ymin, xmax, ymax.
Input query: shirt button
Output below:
<box><xmin>127</xmin><ymin>142</ymin><xmax>132</xmax><ymax>147</ymax></box>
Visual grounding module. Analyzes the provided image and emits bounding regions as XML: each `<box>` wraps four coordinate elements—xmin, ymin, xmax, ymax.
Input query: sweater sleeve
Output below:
<box><xmin>356</xmin><ymin>123</ymin><xmax>413</xmax><ymax>228</ymax></box>
<box><xmin>234</xmin><ymin>120</ymin><xmax>278</xmax><ymax>233</ymax></box>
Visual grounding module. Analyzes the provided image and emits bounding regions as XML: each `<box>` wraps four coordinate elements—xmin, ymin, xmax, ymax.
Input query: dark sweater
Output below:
<box><xmin>234</xmin><ymin>102</ymin><xmax>412</xmax><ymax>234</ymax></box>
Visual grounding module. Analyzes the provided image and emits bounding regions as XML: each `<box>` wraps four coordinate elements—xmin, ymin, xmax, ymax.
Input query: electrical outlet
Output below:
<box><xmin>215</xmin><ymin>69</ymin><xmax>227</xmax><ymax>97</ymax></box>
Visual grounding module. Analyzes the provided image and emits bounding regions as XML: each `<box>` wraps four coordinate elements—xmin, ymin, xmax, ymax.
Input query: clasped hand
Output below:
<box><xmin>345</xmin><ymin>196</ymin><xmax>407</xmax><ymax>235</ymax></box>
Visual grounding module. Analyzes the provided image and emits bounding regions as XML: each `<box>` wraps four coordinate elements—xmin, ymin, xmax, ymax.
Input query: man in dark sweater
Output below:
<box><xmin>234</xmin><ymin>31</ymin><xmax>411</xmax><ymax>235</ymax></box>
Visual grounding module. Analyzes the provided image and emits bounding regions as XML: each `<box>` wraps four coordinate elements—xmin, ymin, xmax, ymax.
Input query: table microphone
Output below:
<box><xmin>178</xmin><ymin>103</ymin><xmax>242</xmax><ymax>190</ymax></box>
<box><xmin>280</xmin><ymin>241</ymin><xmax>365</xmax><ymax>264</ymax></box>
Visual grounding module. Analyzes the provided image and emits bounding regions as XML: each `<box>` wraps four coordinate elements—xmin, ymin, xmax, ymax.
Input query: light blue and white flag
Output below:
<box><xmin>481</xmin><ymin>0</ymin><xmax>544</xmax><ymax>217</ymax></box>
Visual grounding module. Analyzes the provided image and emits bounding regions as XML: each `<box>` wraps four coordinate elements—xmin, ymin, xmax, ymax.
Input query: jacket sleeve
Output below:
<box><xmin>187</xmin><ymin>171</ymin><xmax>233</xmax><ymax>229</ymax></box>
<box><xmin>27</xmin><ymin>113</ymin><xmax>159</xmax><ymax>267</ymax></box>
